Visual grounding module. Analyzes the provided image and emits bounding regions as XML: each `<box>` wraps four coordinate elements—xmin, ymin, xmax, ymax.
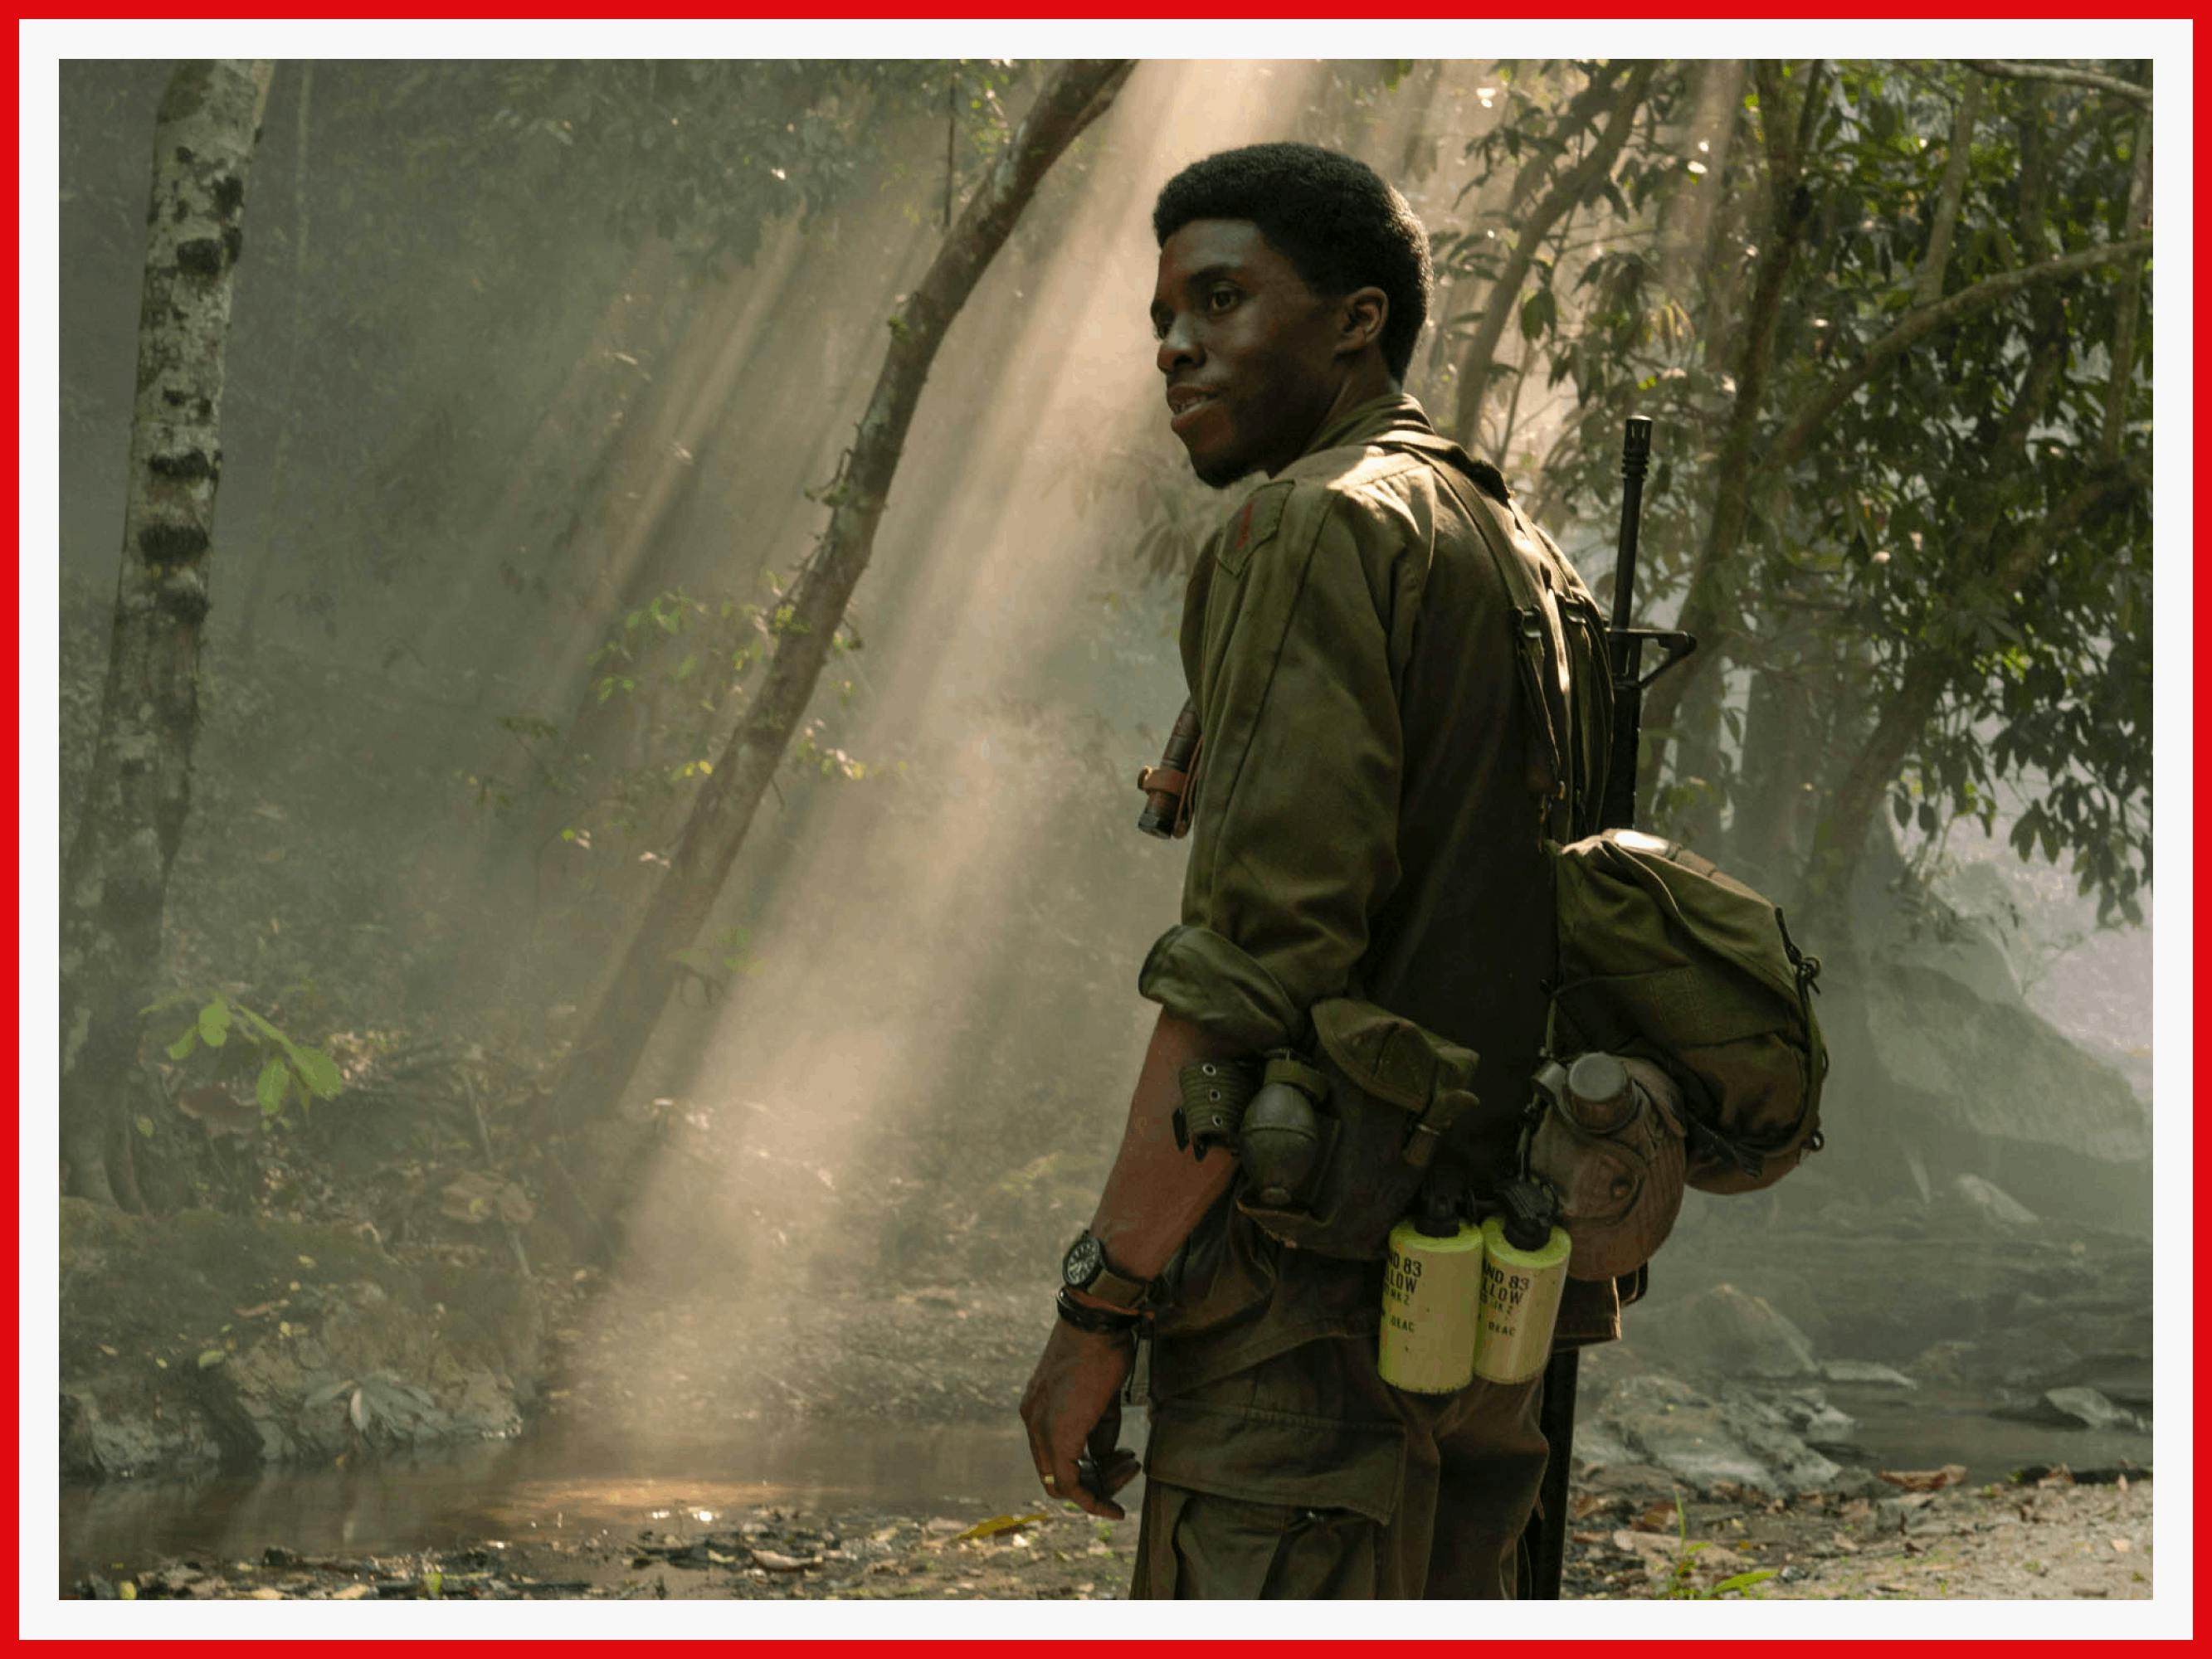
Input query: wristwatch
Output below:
<box><xmin>1060</xmin><ymin>1230</ymin><xmax>1155</xmax><ymax>1311</ymax></box>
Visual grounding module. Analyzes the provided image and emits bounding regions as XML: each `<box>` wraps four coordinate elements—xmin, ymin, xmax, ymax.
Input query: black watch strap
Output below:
<box><xmin>1061</xmin><ymin>1230</ymin><xmax>1158</xmax><ymax>1310</ymax></box>
<box><xmin>1056</xmin><ymin>1287</ymin><xmax>1142</xmax><ymax>1336</ymax></box>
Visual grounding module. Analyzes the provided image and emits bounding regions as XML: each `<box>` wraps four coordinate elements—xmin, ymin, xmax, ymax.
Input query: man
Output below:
<box><xmin>1019</xmin><ymin>143</ymin><xmax>1617</xmax><ymax>1598</ymax></box>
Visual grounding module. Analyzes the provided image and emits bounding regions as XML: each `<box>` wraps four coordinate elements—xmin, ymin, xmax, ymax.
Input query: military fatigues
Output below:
<box><xmin>1131</xmin><ymin>395</ymin><xmax>1615</xmax><ymax>1598</ymax></box>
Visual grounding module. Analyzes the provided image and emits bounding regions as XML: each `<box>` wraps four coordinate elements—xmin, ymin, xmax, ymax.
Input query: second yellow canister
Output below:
<box><xmin>1472</xmin><ymin>1214</ymin><xmax>1571</xmax><ymax>1384</ymax></box>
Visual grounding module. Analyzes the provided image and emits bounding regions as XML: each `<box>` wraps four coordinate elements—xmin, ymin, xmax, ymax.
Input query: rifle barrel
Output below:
<box><xmin>1610</xmin><ymin>416</ymin><xmax>1654</xmax><ymax>655</ymax></box>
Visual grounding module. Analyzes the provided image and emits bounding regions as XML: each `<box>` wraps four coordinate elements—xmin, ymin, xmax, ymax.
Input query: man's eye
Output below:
<box><xmin>1207</xmin><ymin>287</ymin><xmax>1239</xmax><ymax>314</ymax></box>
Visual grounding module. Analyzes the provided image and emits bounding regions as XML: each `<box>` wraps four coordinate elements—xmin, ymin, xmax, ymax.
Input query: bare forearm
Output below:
<box><xmin>1084</xmin><ymin>1007</ymin><xmax>1241</xmax><ymax>1284</ymax></box>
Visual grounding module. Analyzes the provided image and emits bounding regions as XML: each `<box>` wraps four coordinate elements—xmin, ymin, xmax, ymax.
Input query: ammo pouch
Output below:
<box><xmin>1233</xmin><ymin>997</ymin><xmax>1482</xmax><ymax>1261</ymax></box>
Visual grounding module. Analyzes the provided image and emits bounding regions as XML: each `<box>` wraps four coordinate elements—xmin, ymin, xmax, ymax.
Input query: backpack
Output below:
<box><xmin>1386</xmin><ymin>434</ymin><xmax>1830</xmax><ymax>1197</ymax></box>
<box><xmin>1548</xmin><ymin>829</ymin><xmax>1827</xmax><ymax>1192</ymax></box>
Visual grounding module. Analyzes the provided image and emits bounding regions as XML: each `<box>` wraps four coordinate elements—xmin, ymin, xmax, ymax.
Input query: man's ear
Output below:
<box><xmin>1336</xmin><ymin>286</ymin><xmax>1390</xmax><ymax>358</ymax></box>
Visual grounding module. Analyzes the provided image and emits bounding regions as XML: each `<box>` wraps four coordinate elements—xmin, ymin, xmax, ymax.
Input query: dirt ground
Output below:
<box><xmin>77</xmin><ymin>1459</ymin><xmax>2148</xmax><ymax>1602</ymax></box>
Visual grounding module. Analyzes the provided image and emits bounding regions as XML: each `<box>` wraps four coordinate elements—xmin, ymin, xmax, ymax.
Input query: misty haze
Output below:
<box><xmin>51</xmin><ymin>56</ymin><xmax>2155</xmax><ymax>1605</ymax></box>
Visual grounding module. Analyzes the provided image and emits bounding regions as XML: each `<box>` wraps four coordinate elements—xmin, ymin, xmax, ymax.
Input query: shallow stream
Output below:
<box><xmin>61</xmin><ymin>1389</ymin><xmax>2149</xmax><ymax>1595</ymax></box>
<box><xmin>60</xmin><ymin>1416</ymin><xmax>1110</xmax><ymax>1594</ymax></box>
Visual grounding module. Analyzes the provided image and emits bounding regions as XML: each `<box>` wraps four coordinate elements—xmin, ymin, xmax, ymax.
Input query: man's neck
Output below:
<box><xmin>1273</xmin><ymin>366</ymin><xmax>1408</xmax><ymax>474</ymax></box>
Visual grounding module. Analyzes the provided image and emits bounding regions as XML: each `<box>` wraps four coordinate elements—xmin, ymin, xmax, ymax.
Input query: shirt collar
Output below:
<box><xmin>1293</xmin><ymin>391</ymin><xmax>1436</xmax><ymax>464</ymax></box>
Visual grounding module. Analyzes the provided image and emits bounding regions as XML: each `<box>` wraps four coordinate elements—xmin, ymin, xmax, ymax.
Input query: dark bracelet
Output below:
<box><xmin>1055</xmin><ymin>1287</ymin><xmax>1142</xmax><ymax>1337</ymax></box>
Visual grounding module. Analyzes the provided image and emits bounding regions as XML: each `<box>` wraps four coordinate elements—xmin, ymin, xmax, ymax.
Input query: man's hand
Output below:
<box><xmin>1019</xmin><ymin>1317</ymin><xmax>1143</xmax><ymax>1520</ymax></box>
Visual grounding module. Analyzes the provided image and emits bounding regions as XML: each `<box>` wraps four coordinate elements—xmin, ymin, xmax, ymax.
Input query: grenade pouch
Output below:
<box><xmin>1232</xmin><ymin>997</ymin><xmax>1484</xmax><ymax>1262</ymax></box>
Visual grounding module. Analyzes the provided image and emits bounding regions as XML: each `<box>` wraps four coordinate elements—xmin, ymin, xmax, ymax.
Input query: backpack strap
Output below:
<box><xmin>1379</xmin><ymin>432</ymin><xmax>1595</xmax><ymax>842</ymax></box>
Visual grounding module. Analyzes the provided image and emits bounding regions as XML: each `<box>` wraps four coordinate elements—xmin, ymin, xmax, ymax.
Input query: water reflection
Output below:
<box><xmin>59</xmin><ymin>1415</ymin><xmax>1108</xmax><ymax>1593</ymax></box>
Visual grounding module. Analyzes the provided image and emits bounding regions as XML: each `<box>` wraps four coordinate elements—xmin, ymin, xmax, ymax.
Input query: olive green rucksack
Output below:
<box><xmin>1547</xmin><ymin>829</ymin><xmax>1828</xmax><ymax>1194</ymax></box>
<box><xmin>1399</xmin><ymin>435</ymin><xmax>1831</xmax><ymax>1199</ymax></box>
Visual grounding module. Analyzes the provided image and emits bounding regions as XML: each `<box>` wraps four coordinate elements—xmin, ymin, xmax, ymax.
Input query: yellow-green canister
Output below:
<box><xmin>1378</xmin><ymin>1209</ymin><xmax>1486</xmax><ymax>1394</ymax></box>
<box><xmin>1473</xmin><ymin>1192</ymin><xmax>1571</xmax><ymax>1385</ymax></box>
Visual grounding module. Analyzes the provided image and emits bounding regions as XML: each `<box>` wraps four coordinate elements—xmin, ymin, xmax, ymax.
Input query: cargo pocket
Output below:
<box><xmin>1142</xmin><ymin>1489</ymin><xmax>1380</xmax><ymax>1599</ymax></box>
<box><xmin>1137</xmin><ymin>1399</ymin><xmax>1401</xmax><ymax>1599</ymax></box>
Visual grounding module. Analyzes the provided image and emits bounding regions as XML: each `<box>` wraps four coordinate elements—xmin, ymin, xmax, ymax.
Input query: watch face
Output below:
<box><xmin>1062</xmin><ymin>1233</ymin><xmax>1104</xmax><ymax>1290</ymax></box>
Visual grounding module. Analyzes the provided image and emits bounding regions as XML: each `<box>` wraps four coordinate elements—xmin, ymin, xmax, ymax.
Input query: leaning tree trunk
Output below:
<box><xmin>544</xmin><ymin>59</ymin><xmax>1133</xmax><ymax>1143</ymax></box>
<box><xmin>60</xmin><ymin>61</ymin><xmax>275</xmax><ymax>1206</ymax></box>
<box><xmin>1449</xmin><ymin>63</ymin><xmax>1654</xmax><ymax>447</ymax></box>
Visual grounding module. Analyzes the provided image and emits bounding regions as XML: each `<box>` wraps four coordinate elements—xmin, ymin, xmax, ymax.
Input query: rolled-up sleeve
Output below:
<box><xmin>1138</xmin><ymin>486</ymin><xmax>1405</xmax><ymax>1049</ymax></box>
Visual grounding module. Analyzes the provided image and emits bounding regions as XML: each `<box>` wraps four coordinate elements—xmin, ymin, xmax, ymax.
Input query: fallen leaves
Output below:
<box><xmin>439</xmin><ymin>1171</ymin><xmax>534</xmax><ymax>1228</ymax></box>
<box><xmin>951</xmin><ymin>1513</ymin><xmax>1047</xmax><ymax>1545</ymax></box>
<box><xmin>1878</xmin><ymin>1465</ymin><xmax>1967</xmax><ymax>1493</ymax></box>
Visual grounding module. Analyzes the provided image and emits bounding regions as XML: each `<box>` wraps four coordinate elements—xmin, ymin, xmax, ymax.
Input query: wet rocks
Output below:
<box><xmin>1820</xmin><ymin>1360</ymin><xmax>1917</xmax><ymax>1389</ymax></box>
<box><xmin>1998</xmin><ymin>1385</ymin><xmax>2144</xmax><ymax>1433</ymax></box>
<box><xmin>1647</xmin><ymin>1283</ymin><xmax>1820</xmax><ymax>1380</ymax></box>
<box><xmin>1951</xmin><ymin>1175</ymin><xmax>2037</xmax><ymax>1228</ymax></box>
<box><xmin>60</xmin><ymin>1200</ymin><xmax>543</xmax><ymax>1481</ymax></box>
<box><xmin>1576</xmin><ymin>1371</ymin><xmax>1842</xmax><ymax>1498</ymax></box>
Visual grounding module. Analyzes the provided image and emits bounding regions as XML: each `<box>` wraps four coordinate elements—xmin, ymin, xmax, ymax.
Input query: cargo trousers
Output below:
<box><xmin>1128</xmin><ymin>1334</ymin><xmax>1547</xmax><ymax>1599</ymax></box>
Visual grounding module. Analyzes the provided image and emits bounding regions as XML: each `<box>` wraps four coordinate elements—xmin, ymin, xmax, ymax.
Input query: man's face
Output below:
<box><xmin>1151</xmin><ymin>219</ymin><xmax>1343</xmax><ymax>489</ymax></box>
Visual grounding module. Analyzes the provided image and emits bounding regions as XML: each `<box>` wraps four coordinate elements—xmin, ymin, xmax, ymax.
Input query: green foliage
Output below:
<box><xmin>477</xmin><ymin>574</ymin><xmax>871</xmax><ymax>859</ymax></box>
<box><xmin>147</xmin><ymin>990</ymin><xmax>344</xmax><ymax>1122</ymax></box>
<box><xmin>1445</xmin><ymin>58</ymin><xmax>2152</xmax><ymax>917</ymax></box>
<box><xmin>1659</xmin><ymin>1493</ymin><xmax>1778</xmax><ymax>1599</ymax></box>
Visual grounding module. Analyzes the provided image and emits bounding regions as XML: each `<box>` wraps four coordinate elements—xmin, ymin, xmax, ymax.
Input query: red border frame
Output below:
<box><xmin>13</xmin><ymin>17</ymin><xmax>2198</xmax><ymax>1646</ymax></box>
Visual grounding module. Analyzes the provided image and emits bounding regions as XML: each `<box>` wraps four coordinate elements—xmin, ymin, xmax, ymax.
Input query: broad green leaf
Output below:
<box><xmin>166</xmin><ymin>1029</ymin><xmax>197</xmax><ymax>1062</ymax></box>
<box><xmin>256</xmin><ymin>1058</ymin><xmax>289</xmax><ymax>1116</ymax></box>
<box><xmin>197</xmin><ymin>1000</ymin><xmax>231</xmax><ymax>1048</ymax></box>
<box><xmin>295</xmin><ymin>1046</ymin><xmax>343</xmax><ymax>1101</ymax></box>
<box><xmin>1713</xmin><ymin>1568</ymin><xmax>1777</xmax><ymax>1596</ymax></box>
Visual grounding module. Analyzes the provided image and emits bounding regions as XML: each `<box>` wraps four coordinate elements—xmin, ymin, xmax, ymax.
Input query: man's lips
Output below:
<box><xmin>1167</xmin><ymin>386</ymin><xmax>1221</xmax><ymax>435</ymax></box>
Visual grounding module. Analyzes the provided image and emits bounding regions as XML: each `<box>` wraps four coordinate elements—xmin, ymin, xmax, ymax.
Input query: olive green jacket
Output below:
<box><xmin>1138</xmin><ymin>393</ymin><xmax>1616</xmax><ymax>1392</ymax></box>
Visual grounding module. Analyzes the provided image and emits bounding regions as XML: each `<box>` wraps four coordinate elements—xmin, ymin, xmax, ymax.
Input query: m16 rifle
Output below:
<box><xmin>1524</xmin><ymin>416</ymin><xmax>1697</xmax><ymax>1600</ymax></box>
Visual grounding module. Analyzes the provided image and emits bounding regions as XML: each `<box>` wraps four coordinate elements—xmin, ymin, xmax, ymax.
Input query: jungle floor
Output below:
<box><xmin>71</xmin><ymin>1455</ymin><xmax>2153</xmax><ymax>1603</ymax></box>
<box><xmin>66</xmin><ymin>1274</ymin><xmax>2154</xmax><ymax>1603</ymax></box>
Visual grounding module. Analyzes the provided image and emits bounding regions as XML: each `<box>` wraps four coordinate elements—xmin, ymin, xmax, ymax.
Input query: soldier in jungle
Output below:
<box><xmin>1016</xmin><ymin>142</ymin><xmax>1667</xmax><ymax>1598</ymax></box>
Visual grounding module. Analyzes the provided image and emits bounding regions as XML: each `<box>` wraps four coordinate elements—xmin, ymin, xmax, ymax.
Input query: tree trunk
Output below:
<box><xmin>2101</xmin><ymin>100</ymin><xmax>2154</xmax><ymax>461</ymax></box>
<box><xmin>543</xmin><ymin>59</ymin><xmax>1133</xmax><ymax>1143</ymax></box>
<box><xmin>235</xmin><ymin>61</ymin><xmax>310</xmax><ymax>654</ymax></box>
<box><xmin>1913</xmin><ymin>70</ymin><xmax>1984</xmax><ymax>308</ymax></box>
<box><xmin>1806</xmin><ymin>467</ymin><xmax>2139</xmax><ymax>927</ymax></box>
<box><xmin>60</xmin><ymin>60</ymin><xmax>275</xmax><ymax>1205</ymax></box>
<box><xmin>1642</xmin><ymin>60</ymin><xmax>1825</xmax><ymax>834</ymax></box>
<box><xmin>1658</xmin><ymin>61</ymin><xmax>1743</xmax><ymax>304</ymax></box>
<box><xmin>1449</xmin><ymin>63</ymin><xmax>1655</xmax><ymax>446</ymax></box>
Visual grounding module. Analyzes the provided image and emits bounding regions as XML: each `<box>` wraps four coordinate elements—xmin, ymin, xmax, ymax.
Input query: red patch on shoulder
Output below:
<box><xmin>1235</xmin><ymin>499</ymin><xmax>1255</xmax><ymax>550</ymax></box>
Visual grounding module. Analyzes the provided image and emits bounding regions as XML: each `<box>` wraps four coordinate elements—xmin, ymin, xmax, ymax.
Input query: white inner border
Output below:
<box><xmin>21</xmin><ymin>18</ymin><xmax>2193</xmax><ymax>1642</ymax></box>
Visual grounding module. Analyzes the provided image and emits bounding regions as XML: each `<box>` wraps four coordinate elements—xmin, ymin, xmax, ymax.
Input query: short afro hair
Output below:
<box><xmin>1153</xmin><ymin>142</ymin><xmax>1432</xmax><ymax>380</ymax></box>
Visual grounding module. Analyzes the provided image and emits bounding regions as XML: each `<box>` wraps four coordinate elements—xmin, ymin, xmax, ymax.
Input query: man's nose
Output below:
<box><xmin>1157</xmin><ymin>316</ymin><xmax>1201</xmax><ymax>376</ymax></box>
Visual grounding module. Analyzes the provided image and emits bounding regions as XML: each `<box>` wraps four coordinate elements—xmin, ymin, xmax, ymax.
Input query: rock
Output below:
<box><xmin>59</xmin><ymin>1200</ymin><xmax>543</xmax><ymax>1482</ymax></box>
<box><xmin>2041</xmin><ymin>1386</ymin><xmax>2139</xmax><ymax>1431</ymax></box>
<box><xmin>1594</xmin><ymin>1372</ymin><xmax>1840</xmax><ymax>1498</ymax></box>
<box><xmin>1951</xmin><ymin>1175</ymin><xmax>2037</xmax><ymax>1228</ymax></box>
<box><xmin>1569</xmin><ymin>1420</ymin><xmax>1635</xmax><ymax>1472</ymax></box>
<box><xmin>1764</xmin><ymin>1386</ymin><xmax>1859</xmax><ymax>1440</ymax></box>
<box><xmin>1628</xmin><ymin>1408</ymin><xmax>1780</xmax><ymax>1496</ymax></box>
<box><xmin>1658</xmin><ymin>1284</ymin><xmax>1820</xmax><ymax>1379</ymax></box>
<box><xmin>1822</xmin><ymin>1467</ymin><xmax>1885</xmax><ymax>1499</ymax></box>
<box><xmin>1820</xmin><ymin>1360</ymin><xmax>1918</xmax><ymax>1389</ymax></box>
<box><xmin>1839</xmin><ymin>959</ymin><xmax>2149</xmax><ymax>1222</ymax></box>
